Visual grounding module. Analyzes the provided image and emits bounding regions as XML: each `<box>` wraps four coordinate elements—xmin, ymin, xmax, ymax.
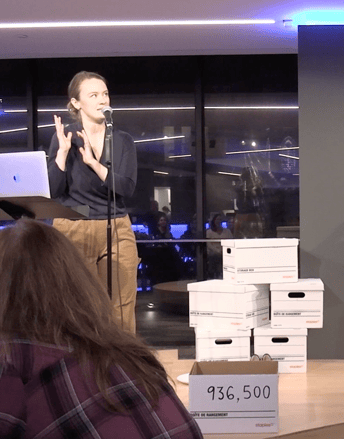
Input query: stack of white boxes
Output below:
<box><xmin>188</xmin><ymin>280</ymin><xmax>270</xmax><ymax>361</ymax></box>
<box><xmin>188</xmin><ymin>238</ymin><xmax>324</xmax><ymax>373</ymax></box>
<box><xmin>254</xmin><ymin>278</ymin><xmax>324</xmax><ymax>373</ymax></box>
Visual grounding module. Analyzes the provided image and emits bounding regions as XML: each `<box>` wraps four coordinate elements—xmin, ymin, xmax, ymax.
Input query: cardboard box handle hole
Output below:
<box><xmin>272</xmin><ymin>337</ymin><xmax>289</xmax><ymax>343</ymax></box>
<box><xmin>288</xmin><ymin>292</ymin><xmax>305</xmax><ymax>298</ymax></box>
<box><xmin>215</xmin><ymin>339</ymin><xmax>233</xmax><ymax>345</ymax></box>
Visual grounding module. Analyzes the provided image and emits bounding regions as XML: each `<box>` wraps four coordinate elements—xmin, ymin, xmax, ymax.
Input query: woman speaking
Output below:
<box><xmin>48</xmin><ymin>71</ymin><xmax>138</xmax><ymax>333</ymax></box>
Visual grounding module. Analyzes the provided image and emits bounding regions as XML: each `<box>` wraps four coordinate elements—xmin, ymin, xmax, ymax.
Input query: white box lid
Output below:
<box><xmin>195</xmin><ymin>327</ymin><xmax>251</xmax><ymax>337</ymax></box>
<box><xmin>254</xmin><ymin>323</ymin><xmax>307</xmax><ymax>336</ymax></box>
<box><xmin>187</xmin><ymin>279</ymin><xmax>269</xmax><ymax>293</ymax></box>
<box><xmin>270</xmin><ymin>278</ymin><xmax>324</xmax><ymax>291</ymax></box>
<box><xmin>221</xmin><ymin>238</ymin><xmax>299</xmax><ymax>249</ymax></box>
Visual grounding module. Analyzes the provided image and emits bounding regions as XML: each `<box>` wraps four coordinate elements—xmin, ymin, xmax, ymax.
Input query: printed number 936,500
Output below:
<box><xmin>207</xmin><ymin>385</ymin><xmax>271</xmax><ymax>402</ymax></box>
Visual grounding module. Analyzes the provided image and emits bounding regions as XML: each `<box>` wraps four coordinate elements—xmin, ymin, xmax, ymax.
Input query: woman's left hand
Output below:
<box><xmin>76</xmin><ymin>130</ymin><xmax>108</xmax><ymax>182</ymax></box>
<box><xmin>77</xmin><ymin>130</ymin><xmax>96</xmax><ymax>166</ymax></box>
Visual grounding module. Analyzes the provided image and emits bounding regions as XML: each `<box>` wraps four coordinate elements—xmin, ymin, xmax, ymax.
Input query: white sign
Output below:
<box><xmin>189</xmin><ymin>372</ymin><xmax>278</xmax><ymax>434</ymax></box>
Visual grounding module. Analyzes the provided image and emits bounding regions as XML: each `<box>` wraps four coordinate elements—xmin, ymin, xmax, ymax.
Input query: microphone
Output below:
<box><xmin>101</xmin><ymin>106</ymin><xmax>113</xmax><ymax>128</ymax></box>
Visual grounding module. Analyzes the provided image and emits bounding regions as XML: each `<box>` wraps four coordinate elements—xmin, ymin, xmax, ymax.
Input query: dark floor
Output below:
<box><xmin>135</xmin><ymin>291</ymin><xmax>196</xmax><ymax>359</ymax></box>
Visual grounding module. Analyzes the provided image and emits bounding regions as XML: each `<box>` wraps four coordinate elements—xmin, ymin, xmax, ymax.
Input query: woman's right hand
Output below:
<box><xmin>54</xmin><ymin>115</ymin><xmax>72</xmax><ymax>154</ymax></box>
<box><xmin>54</xmin><ymin>115</ymin><xmax>72</xmax><ymax>171</ymax></box>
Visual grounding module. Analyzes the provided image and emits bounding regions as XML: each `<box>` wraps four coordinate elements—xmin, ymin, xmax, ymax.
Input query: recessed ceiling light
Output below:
<box><xmin>226</xmin><ymin>146</ymin><xmax>299</xmax><ymax>155</ymax></box>
<box><xmin>279</xmin><ymin>153</ymin><xmax>299</xmax><ymax>160</ymax></box>
<box><xmin>205</xmin><ymin>106</ymin><xmax>298</xmax><ymax>110</ymax></box>
<box><xmin>0</xmin><ymin>19</ymin><xmax>276</xmax><ymax>29</ymax></box>
<box><xmin>168</xmin><ymin>154</ymin><xmax>192</xmax><ymax>159</ymax></box>
<box><xmin>218</xmin><ymin>171</ymin><xmax>241</xmax><ymax>176</ymax></box>
<box><xmin>0</xmin><ymin>127</ymin><xmax>28</xmax><ymax>134</ymax></box>
<box><xmin>134</xmin><ymin>135</ymin><xmax>185</xmax><ymax>144</ymax></box>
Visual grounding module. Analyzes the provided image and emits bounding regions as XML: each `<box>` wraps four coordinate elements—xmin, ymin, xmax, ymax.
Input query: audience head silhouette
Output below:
<box><xmin>0</xmin><ymin>218</ymin><xmax>167</xmax><ymax>409</ymax></box>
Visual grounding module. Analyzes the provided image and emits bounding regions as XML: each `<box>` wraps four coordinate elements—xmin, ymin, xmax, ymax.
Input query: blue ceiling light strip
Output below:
<box><xmin>292</xmin><ymin>10</ymin><xmax>344</xmax><ymax>26</ymax></box>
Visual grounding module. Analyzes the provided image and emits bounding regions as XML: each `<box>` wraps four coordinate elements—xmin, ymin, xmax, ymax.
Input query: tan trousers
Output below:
<box><xmin>53</xmin><ymin>215</ymin><xmax>138</xmax><ymax>333</ymax></box>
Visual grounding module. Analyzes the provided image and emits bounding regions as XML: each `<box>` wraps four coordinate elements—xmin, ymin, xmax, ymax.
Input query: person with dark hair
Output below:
<box><xmin>0</xmin><ymin>219</ymin><xmax>203</xmax><ymax>438</ymax></box>
<box><xmin>179</xmin><ymin>214</ymin><xmax>198</xmax><ymax>278</ymax></box>
<box><xmin>162</xmin><ymin>205</ymin><xmax>171</xmax><ymax>221</ymax></box>
<box><xmin>144</xmin><ymin>199</ymin><xmax>161</xmax><ymax>236</ymax></box>
<box><xmin>206</xmin><ymin>213</ymin><xmax>233</xmax><ymax>279</ymax></box>
<box><xmin>153</xmin><ymin>212</ymin><xmax>173</xmax><ymax>239</ymax></box>
<box><xmin>47</xmin><ymin>71</ymin><xmax>138</xmax><ymax>333</ymax></box>
<box><xmin>145</xmin><ymin>212</ymin><xmax>182</xmax><ymax>285</ymax></box>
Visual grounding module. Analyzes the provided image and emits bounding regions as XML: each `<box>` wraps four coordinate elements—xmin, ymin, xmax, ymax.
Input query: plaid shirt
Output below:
<box><xmin>0</xmin><ymin>340</ymin><xmax>203</xmax><ymax>438</ymax></box>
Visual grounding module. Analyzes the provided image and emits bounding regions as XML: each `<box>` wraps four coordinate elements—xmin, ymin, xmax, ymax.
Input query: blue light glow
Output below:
<box><xmin>292</xmin><ymin>10</ymin><xmax>344</xmax><ymax>26</ymax></box>
<box><xmin>170</xmin><ymin>224</ymin><xmax>188</xmax><ymax>239</ymax></box>
<box><xmin>132</xmin><ymin>224</ymin><xmax>149</xmax><ymax>234</ymax></box>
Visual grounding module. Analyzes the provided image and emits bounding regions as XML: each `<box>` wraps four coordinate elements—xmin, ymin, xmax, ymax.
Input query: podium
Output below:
<box><xmin>0</xmin><ymin>196</ymin><xmax>89</xmax><ymax>221</ymax></box>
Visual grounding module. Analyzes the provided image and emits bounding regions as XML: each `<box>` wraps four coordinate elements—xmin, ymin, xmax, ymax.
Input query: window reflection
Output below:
<box><xmin>0</xmin><ymin>103</ymin><xmax>28</xmax><ymax>152</ymax></box>
<box><xmin>205</xmin><ymin>94</ymin><xmax>299</xmax><ymax>242</ymax></box>
<box><xmin>0</xmin><ymin>60</ymin><xmax>29</xmax><ymax>153</ymax></box>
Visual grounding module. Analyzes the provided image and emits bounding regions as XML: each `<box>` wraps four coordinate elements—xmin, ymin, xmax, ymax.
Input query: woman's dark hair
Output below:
<box><xmin>156</xmin><ymin>212</ymin><xmax>170</xmax><ymax>232</ymax></box>
<box><xmin>157</xmin><ymin>212</ymin><xmax>168</xmax><ymax>223</ymax></box>
<box><xmin>0</xmin><ymin>219</ymin><xmax>167</xmax><ymax>411</ymax></box>
<box><xmin>67</xmin><ymin>71</ymin><xmax>108</xmax><ymax>120</ymax></box>
<box><xmin>210</xmin><ymin>213</ymin><xmax>222</xmax><ymax>232</ymax></box>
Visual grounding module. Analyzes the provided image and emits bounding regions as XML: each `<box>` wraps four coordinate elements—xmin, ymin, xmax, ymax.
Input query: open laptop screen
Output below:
<box><xmin>0</xmin><ymin>151</ymin><xmax>50</xmax><ymax>198</ymax></box>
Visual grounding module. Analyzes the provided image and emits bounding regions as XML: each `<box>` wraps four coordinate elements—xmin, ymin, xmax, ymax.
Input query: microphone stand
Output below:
<box><xmin>104</xmin><ymin>120</ymin><xmax>113</xmax><ymax>299</ymax></box>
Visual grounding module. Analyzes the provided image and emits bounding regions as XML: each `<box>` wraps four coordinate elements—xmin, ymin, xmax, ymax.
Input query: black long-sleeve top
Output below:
<box><xmin>47</xmin><ymin>122</ymin><xmax>137</xmax><ymax>219</ymax></box>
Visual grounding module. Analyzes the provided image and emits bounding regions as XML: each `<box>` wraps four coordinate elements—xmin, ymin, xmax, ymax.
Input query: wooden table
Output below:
<box><xmin>156</xmin><ymin>350</ymin><xmax>344</xmax><ymax>438</ymax></box>
<box><xmin>153</xmin><ymin>280</ymin><xmax>195</xmax><ymax>314</ymax></box>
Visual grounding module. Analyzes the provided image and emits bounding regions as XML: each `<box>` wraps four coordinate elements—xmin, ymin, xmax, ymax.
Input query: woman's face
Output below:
<box><xmin>72</xmin><ymin>78</ymin><xmax>110</xmax><ymax>124</ymax></box>
<box><xmin>158</xmin><ymin>216</ymin><xmax>167</xmax><ymax>228</ymax></box>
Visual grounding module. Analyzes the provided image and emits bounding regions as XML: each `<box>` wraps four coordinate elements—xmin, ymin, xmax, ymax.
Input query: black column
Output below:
<box><xmin>195</xmin><ymin>57</ymin><xmax>207</xmax><ymax>281</ymax></box>
<box><xmin>26</xmin><ymin>60</ymin><xmax>38</xmax><ymax>151</ymax></box>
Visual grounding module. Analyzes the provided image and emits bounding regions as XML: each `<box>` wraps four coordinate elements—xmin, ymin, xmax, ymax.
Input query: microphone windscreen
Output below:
<box><xmin>101</xmin><ymin>106</ymin><xmax>113</xmax><ymax>115</ymax></box>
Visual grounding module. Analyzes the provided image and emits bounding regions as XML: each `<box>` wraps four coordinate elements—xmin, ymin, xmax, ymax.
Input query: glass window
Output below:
<box><xmin>203</xmin><ymin>55</ymin><xmax>299</xmax><ymax>278</ymax></box>
<box><xmin>115</xmin><ymin>94</ymin><xmax>197</xmax><ymax>289</ymax></box>
<box><xmin>0</xmin><ymin>60</ymin><xmax>29</xmax><ymax>153</ymax></box>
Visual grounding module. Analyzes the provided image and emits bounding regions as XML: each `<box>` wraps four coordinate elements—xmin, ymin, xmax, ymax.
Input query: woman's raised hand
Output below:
<box><xmin>76</xmin><ymin>129</ymin><xmax>108</xmax><ymax>182</ymax></box>
<box><xmin>77</xmin><ymin>130</ymin><xmax>95</xmax><ymax>166</ymax></box>
<box><xmin>54</xmin><ymin>115</ymin><xmax>72</xmax><ymax>154</ymax></box>
<box><xmin>54</xmin><ymin>115</ymin><xmax>72</xmax><ymax>171</ymax></box>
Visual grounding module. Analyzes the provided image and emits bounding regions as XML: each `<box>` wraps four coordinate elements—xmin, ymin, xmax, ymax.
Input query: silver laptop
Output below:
<box><xmin>0</xmin><ymin>151</ymin><xmax>50</xmax><ymax>198</ymax></box>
